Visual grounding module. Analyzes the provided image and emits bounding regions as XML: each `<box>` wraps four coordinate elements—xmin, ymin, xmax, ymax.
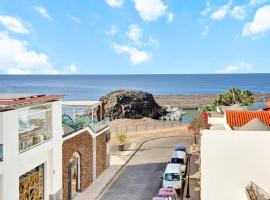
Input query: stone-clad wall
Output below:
<box><xmin>62</xmin><ymin>131</ymin><xmax>93</xmax><ymax>200</ymax></box>
<box><xmin>96</xmin><ymin>132</ymin><xmax>107</xmax><ymax>178</ymax></box>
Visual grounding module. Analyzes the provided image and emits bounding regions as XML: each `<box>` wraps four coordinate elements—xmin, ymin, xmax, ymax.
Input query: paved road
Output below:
<box><xmin>101</xmin><ymin>136</ymin><xmax>193</xmax><ymax>200</ymax></box>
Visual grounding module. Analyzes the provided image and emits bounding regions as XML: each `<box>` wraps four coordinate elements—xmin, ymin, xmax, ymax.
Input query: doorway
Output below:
<box><xmin>68</xmin><ymin>152</ymin><xmax>80</xmax><ymax>200</ymax></box>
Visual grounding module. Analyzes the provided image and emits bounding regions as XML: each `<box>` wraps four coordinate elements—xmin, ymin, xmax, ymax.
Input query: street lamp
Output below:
<box><xmin>186</xmin><ymin>154</ymin><xmax>191</xmax><ymax>198</ymax></box>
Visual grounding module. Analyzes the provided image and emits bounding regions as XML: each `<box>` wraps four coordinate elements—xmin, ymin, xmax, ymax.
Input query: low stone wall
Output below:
<box><xmin>62</xmin><ymin>131</ymin><xmax>93</xmax><ymax>200</ymax></box>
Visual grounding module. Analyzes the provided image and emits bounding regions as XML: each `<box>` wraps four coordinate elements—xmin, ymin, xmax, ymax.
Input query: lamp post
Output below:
<box><xmin>186</xmin><ymin>153</ymin><xmax>191</xmax><ymax>198</ymax></box>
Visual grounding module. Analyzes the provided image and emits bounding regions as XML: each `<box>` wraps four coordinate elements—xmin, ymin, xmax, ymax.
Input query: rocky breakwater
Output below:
<box><xmin>100</xmin><ymin>90</ymin><xmax>165</xmax><ymax>120</ymax></box>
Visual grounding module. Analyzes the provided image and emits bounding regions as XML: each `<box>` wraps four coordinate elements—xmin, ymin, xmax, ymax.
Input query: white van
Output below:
<box><xmin>162</xmin><ymin>164</ymin><xmax>183</xmax><ymax>190</ymax></box>
<box><xmin>170</xmin><ymin>151</ymin><xmax>187</xmax><ymax>175</ymax></box>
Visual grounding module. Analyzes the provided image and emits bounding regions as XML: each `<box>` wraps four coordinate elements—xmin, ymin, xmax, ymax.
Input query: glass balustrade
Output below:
<box><xmin>62</xmin><ymin>113</ymin><xmax>109</xmax><ymax>135</ymax></box>
<box><xmin>19</xmin><ymin>104</ymin><xmax>52</xmax><ymax>152</ymax></box>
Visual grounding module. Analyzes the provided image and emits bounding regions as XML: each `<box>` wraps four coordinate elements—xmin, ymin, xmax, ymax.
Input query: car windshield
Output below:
<box><xmin>171</xmin><ymin>158</ymin><xmax>184</xmax><ymax>164</ymax></box>
<box><xmin>158</xmin><ymin>195</ymin><xmax>176</xmax><ymax>200</ymax></box>
<box><xmin>164</xmin><ymin>173</ymin><xmax>180</xmax><ymax>181</ymax></box>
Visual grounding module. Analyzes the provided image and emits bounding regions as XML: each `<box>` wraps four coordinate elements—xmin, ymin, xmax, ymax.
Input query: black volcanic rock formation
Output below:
<box><xmin>100</xmin><ymin>90</ymin><xmax>164</xmax><ymax>120</ymax></box>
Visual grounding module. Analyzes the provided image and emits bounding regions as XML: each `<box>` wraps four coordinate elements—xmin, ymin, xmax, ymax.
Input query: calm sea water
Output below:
<box><xmin>0</xmin><ymin>74</ymin><xmax>270</xmax><ymax>100</ymax></box>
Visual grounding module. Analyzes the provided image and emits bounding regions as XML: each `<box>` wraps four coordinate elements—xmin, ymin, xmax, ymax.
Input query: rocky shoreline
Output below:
<box><xmin>99</xmin><ymin>90</ymin><xmax>270</xmax><ymax>121</ymax></box>
<box><xmin>154</xmin><ymin>93</ymin><xmax>270</xmax><ymax>108</ymax></box>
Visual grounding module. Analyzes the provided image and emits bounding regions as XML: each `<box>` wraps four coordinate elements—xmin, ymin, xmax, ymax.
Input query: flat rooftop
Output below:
<box><xmin>62</xmin><ymin>101</ymin><xmax>101</xmax><ymax>107</ymax></box>
<box><xmin>0</xmin><ymin>93</ymin><xmax>63</xmax><ymax>111</ymax></box>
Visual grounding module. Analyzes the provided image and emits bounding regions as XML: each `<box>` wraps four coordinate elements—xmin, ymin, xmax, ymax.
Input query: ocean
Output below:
<box><xmin>0</xmin><ymin>74</ymin><xmax>270</xmax><ymax>100</ymax></box>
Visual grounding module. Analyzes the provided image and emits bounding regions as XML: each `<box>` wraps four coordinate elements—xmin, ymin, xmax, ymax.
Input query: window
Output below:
<box><xmin>164</xmin><ymin>173</ymin><xmax>180</xmax><ymax>181</ymax></box>
<box><xmin>19</xmin><ymin>104</ymin><xmax>52</xmax><ymax>152</ymax></box>
<box><xmin>171</xmin><ymin>158</ymin><xmax>184</xmax><ymax>164</ymax></box>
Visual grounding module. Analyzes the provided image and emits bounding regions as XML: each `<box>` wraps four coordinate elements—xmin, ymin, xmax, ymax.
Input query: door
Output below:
<box><xmin>68</xmin><ymin>158</ymin><xmax>79</xmax><ymax>200</ymax></box>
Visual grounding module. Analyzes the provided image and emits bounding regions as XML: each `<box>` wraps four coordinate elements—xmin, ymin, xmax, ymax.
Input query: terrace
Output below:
<box><xmin>62</xmin><ymin>101</ymin><xmax>109</xmax><ymax>136</ymax></box>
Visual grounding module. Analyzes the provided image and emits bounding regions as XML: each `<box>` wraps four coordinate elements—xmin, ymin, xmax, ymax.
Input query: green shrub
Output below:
<box><xmin>116</xmin><ymin>132</ymin><xmax>127</xmax><ymax>145</ymax></box>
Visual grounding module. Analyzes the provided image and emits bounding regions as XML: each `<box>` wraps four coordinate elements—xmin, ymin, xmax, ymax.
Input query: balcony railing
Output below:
<box><xmin>246</xmin><ymin>181</ymin><xmax>270</xmax><ymax>200</ymax></box>
<box><xmin>0</xmin><ymin>144</ymin><xmax>3</xmax><ymax>161</ymax></box>
<box><xmin>62</xmin><ymin>114</ymin><xmax>109</xmax><ymax>135</ymax></box>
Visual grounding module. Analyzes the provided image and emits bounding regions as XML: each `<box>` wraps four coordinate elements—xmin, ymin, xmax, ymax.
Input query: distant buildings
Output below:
<box><xmin>201</xmin><ymin>103</ymin><xmax>270</xmax><ymax>200</ymax></box>
<box><xmin>0</xmin><ymin>94</ymin><xmax>110</xmax><ymax>200</ymax></box>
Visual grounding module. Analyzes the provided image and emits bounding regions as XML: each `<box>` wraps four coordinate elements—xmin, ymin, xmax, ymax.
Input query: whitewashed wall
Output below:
<box><xmin>0</xmin><ymin>100</ymin><xmax>63</xmax><ymax>200</ymax></box>
<box><xmin>201</xmin><ymin>130</ymin><xmax>270</xmax><ymax>200</ymax></box>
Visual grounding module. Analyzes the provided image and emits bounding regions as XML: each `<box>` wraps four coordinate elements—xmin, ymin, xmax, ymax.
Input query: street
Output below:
<box><xmin>101</xmin><ymin>136</ymin><xmax>193</xmax><ymax>200</ymax></box>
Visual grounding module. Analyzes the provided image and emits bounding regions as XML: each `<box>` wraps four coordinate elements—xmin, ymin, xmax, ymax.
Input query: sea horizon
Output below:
<box><xmin>1</xmin><ymin>74</ymin><xmax>270</xmax><ymax>101</ymax></box>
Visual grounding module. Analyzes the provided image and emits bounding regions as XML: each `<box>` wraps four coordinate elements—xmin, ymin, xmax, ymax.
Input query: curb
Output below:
<box><xmin>96</xmin><ymin>135</ymin><xmax>183</xmax><ymax>199</ymax></box>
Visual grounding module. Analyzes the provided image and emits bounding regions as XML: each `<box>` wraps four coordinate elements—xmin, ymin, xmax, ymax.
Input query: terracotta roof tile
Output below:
<box><xmin>226</xmin><ymin>110</ymin><xmax>270</xmax><ymax>127</ymax></box>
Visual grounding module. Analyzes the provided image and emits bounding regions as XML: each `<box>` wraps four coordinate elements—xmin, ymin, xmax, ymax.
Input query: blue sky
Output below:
<box><xmin>0</xmin><ymin>0</ymin><xmax>269</xmax><ymax>74</ymax></box>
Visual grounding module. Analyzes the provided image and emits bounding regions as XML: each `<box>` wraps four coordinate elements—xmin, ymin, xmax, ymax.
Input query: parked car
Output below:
<box><xmin>162</xmin><ymin>164</ymin><xmax>183</xmax><ymax>191</ymax></box>
<box><xmin>152</xmin><ymin>188</ymin><xmax>180</xmax><ymax>200</ymax></box>
<box><xmin>174</xmin><ymin>145</ymin><xmax>187</xmax><ymax>152</ymax></box>
<box><xmin>170</xmin><ymin>150</ymin><xmax>187</xmax><ymax>175</ymax></box>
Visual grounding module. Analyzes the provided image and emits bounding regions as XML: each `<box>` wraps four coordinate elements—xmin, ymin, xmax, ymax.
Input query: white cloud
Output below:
<box><xmin>249</xmin><ymin>0</ymin><xmax>267</xmax><ymax>6</ymax></box>
<box><xmin>148</xmin><ymin>37</ymin><xmax>160</xmax><ymax>48</ymax></box>
<box><xmin>211</xmin><ymin>1</ymin><xmax>232</xmax><ymax>20</ymax></box>
<box><xmin>106</xmin><ymin>25</ymin><xmax>119</xmax><ymax>36</ymax></box>
<box><xmin>62</xmin><ymin>64</ymin><xmax>79</xmax><ymax>74</ymax></box>
<box><xmin>112</xmin><ymin>43</ymin><xmax>151</xmax><ymax>64</ymax></box>
<box><xmin>216</xmin><ymin>62</ymin><xmax>251</xmax><ymax>73</ymax></box>
<box><xmin>133</xmin><ymin>0</ymin><xmax>168</xmax><ymax>21</ymax></box>
<box><xmin>230</xmin><ymin>6</ymin><xmax>247</xmax><ymax>20</ymax></box>
<box><xmin>0</xmin><ymin>31</ymin><xmax>78</xmax><ymax>74</ymax></box>
<box><xmin>243</xmin><ymin>5</ymin><xmax>270</xmax><ymax>38</ymax></box>
<box><xmin>105</xmin><ymin>0</ymin><xmax>123</xmax><ymax>7</ymax></box>
<box><xmin>35</xmin><ymin>6</ymin><xmax>51</xmax><ymax>19</ymax></box>
<box><xmin>201</xmin><ymin>25</ymin><xmax>209</xmax><ymax>36</ymax></box>
<box><xmin>126</xmin><ymin>24</ymin><xmax>143</xmax><ymax>44</ymax></box>
<box><xmin>0</xmin><ymin>16</ymin><xmax>29</xmax><ymax>34</ymax></box>
<box><xmin>201</xmin><ymin>1</ymin><xmax>213</xmax><ymax>16</ymax></box>
<box><xmin>167</xmin><ymin>12</ymin><xmax>174</xmax><ymax>23</ymax></box>
<box><xmin>69</xmin><ymin>16</ymin><xmax>81</xmax><ymax>23</ymax></box>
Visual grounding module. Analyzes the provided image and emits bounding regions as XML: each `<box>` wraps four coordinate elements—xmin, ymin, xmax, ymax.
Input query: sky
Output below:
<box><xmin>0</xmin><ymin>0</ymin><xmax>270</xmax><ymax>74</ymax></box>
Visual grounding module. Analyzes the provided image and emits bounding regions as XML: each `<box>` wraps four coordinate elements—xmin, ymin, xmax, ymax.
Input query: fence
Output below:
<box><xmin>110</xmin><ymin>116</ymin><xmax>193</xmax><ymax>134</ymax></box>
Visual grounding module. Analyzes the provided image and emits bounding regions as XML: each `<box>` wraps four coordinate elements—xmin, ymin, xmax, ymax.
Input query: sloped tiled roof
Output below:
<box><xmin>226</xmin><ymin>110</ymin><xmax>270</xmax><ymax>127</ymax></box>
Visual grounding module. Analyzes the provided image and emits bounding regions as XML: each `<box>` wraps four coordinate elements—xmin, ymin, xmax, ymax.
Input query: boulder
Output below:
<box><xmin>100</xmin><ymin>90</ymin><xmax>164</xmax><ymax>120</ymax></box>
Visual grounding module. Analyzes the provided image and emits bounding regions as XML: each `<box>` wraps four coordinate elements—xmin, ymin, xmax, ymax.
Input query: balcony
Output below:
<box><xmin>62</xmin><ymin>101</ymin><xmax>109</xmax><ymax>136</ymax></box>
<box><xmin>62</xmin><ymin>115</ymin><xmax>109</xmax><ymax>135</ymax></box>
<box><xmin>0</xmin><ymin>144</ymin><xmax>3</xmax><ymax>161</ymax></box>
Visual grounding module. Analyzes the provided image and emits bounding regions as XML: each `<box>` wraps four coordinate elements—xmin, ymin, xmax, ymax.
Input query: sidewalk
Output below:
<box><xmin>74</xmin><ymin>143</ymin><xmax>139</xmax><ymax>200</ymax></box>
<box><xmin>183</xmin><ymin>147</ymin><xmax>201</xmax><ymax>200</ymax></box>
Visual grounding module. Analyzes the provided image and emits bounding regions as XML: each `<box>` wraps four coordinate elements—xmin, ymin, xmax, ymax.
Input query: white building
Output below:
<box><xmin>201</xmin><ymin>109</ymin><xmax>270</xmax><ymax>200</ymax></box>
<box><xmin>0</xmin><ymin>94</ymin><xmax>110</xmax><ymax>200</ymax></box>
<box><xmin>0</xmin><ymin>94</ymin><xmax>63</xmax><ymax>200</ymax></box>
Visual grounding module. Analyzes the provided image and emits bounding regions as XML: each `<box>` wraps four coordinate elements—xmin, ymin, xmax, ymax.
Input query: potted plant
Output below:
<box><xmin>116</xmin><ymin>132</ymin><xmax>127</xmax><ymax>151</ymax></box>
